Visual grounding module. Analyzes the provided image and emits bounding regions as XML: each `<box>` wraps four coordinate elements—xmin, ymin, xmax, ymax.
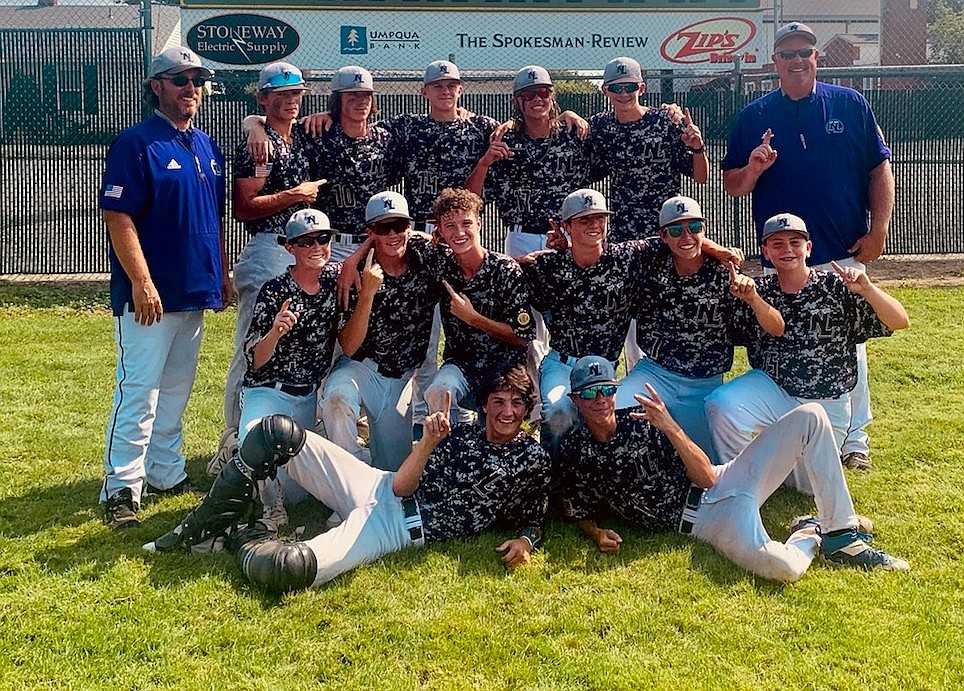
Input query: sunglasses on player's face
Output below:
<box><xmin>606</xmin><ymin>83</ymin><xmax>640</xmax><ymax>94</ymax></box>
<box><xmin>575</xmin><ymin>384</ymin><xmax>618</xmax><ymax>400</ymax></box>
<box><xmin>518</xmin><ymin>87</ymin><xmax>553</xmax><ymax>101</ymax></box>
<box><xmin>369</xmin><ymin>219</ymin><xmax>410</xmax><ymax>236</ymax></box>
<box><xmin>776</xmin><ymin>48</ymin><xmax>815</xmax><ymax>61</ymax></box>
<box><xmin>158</xmin><ymin>75</ymin><xmax>207</xmax><ymax>88</ymax></box>
<box><xmin>289</xmin><ymin>232</ymin><xmax>332</xmax><ymax>248</ymax></box>
<box><xmin>664</xmin><ymin>221</ymin><xmax>706</xmax><ymax>238</ymax></box>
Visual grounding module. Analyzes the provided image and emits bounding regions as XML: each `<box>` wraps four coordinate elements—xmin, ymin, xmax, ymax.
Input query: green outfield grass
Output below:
<box><xmin>0</xmin><ymin>283</ymin><xmax>962</xmax><ymax>690</ymax></box>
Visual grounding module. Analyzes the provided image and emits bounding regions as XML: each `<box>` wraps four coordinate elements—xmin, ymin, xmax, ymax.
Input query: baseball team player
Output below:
<box><xmin>525</xmin><ymin>189</ymin><xmax>738</xmax><ymax>457</ymax></box>
<box><xmin>237</xmin><ymin>209</ymin><xmax>344</xmax><ymax>527</ymax></box>
<box><xmin>212</xmin><ymin>62</ymin><xmax>325</xmax><ymax>476</ymax></box>
<box><xmin>421</xmin><ymin>188</ymin><xmax>535</xmax><ymax>420</ymax></box>
<box><xmin>586</xmin><ymin>56</ymin><xmax>710</xmax><ymax>370</ymax></box>
<box><xmin>705</xmin><ymin>213</ymin><xmax>909</xmax><ymax>493</ymax></box>
<box><xmin>558</xmin><ymin>356</ymin><xmax>909</xmax><ymax>581</ymax></box>
<box><xmin>246</xmin><ymin>65</ymin><xmax>403</xmax><ymax>262</ymax></box>
<box><xmin>466</xmin><ymin>65</ymin><xmax>590</xmax><ymax>258</ymax></box>
<box><xmin>145</xmin><ymin>363</ymin><xmax>550</xmax><ymax>593</ymax></box>
<box><xmin>587</xmin><ymin>56</ymin><xmax>708</xmax><ymax>243</ymax></box>
<box><xmin>99</xmin><ymin>46</ymin><xmax>229</xmax><ymax>528</ymax></box>
<box><xmin>721</xmin><ymin>22</ymin><xmax>896</xmax><ymax>470</ymax></box>
<box><xmin>320</xmin><ymin>191</ymin><xmax>443</xmax><ymax>471</ymax></box>
<box><xmin>615</xmin><ymin>196</ymin><xmax>784</xmax><ymax>463</ymax></box>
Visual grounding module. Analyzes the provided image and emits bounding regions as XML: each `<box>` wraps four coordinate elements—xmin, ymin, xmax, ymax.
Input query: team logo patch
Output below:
<box><xmin>583</xmin><ymin>194</ymin><xmax>595</xmax><ymax>209</ymax></box>
<box><xmin>384</xmin><ymin>198</ymin><xmax>395</xmax><ymax>211</ymax></box>
<box><xmin>778</xmin><ymin>216</ymin><xmax>790</xmax><ymax>228</ymax></box>
<box><xmin>588</xmin><ymin>362</ymin><xmax>601</xmax><ymax>376</ymax></box>
<box><xmin>517</xmin><ymin>311</ymin><xmax>531</xmax><ymax>326</ymax></box>
<box><xmin>676</xmin><ymin>201</ymin><xmax>687</xmax><ymax>214</ymax></box>
<box><xmin>826</xmin><ymin>119</ymin><xmax>844</xmax><ymax>135</ymax></box>
<box><xmin>166</xmin><ymin>159</ymin><xmax>182</xmax><ymax>170</ymax></box>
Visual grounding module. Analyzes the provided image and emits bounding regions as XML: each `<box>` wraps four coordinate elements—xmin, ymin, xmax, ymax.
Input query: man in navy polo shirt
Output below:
<box><xmin>98</xmin><ymin>46</ymin><xmax>229</xmax><ymax>529</ymax></box>
<box><xmin>721</xmin><ymin>21</ymin><xmax>896</xmax><ymax>472</ymax></box>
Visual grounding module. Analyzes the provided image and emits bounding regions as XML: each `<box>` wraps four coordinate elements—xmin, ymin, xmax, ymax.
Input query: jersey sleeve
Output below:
<box><xmin>557</xmin><ymin>433</ymin><xmax>597</xmax><ymax>521</ymax></box>
<box><xmin>99</xmin><ymin>131</ymin><xmax>149</xmax><ymax>215</ymax></box>
<box><xmin>843</xmin><ymin>280</ymin><xmax>893</xmax><ymax>344</ymax></box>
<box><xmin>244</xmin><ymin>277</ymin><xmax>284</xmax><ymax>367</ymax></box>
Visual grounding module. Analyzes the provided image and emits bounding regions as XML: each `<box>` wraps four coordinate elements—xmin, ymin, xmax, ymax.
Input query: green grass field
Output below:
<box><xmin>1</xmin><ymin>283</ymin><xmax>962</xmax><ymax>689</ymax></box>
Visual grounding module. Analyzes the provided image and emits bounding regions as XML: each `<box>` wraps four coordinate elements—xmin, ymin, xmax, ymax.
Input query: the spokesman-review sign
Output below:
<box><xmin>181</xmin><ymin>0</ymin><xmax>764</xmax><ymax>71</ymax></box>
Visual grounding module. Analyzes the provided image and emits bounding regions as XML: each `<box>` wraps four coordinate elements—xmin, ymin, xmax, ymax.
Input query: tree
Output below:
<box><xmin>930</xmin><ymin>1</ymin><xmax>964</xmax><ymax>63</ymax></box>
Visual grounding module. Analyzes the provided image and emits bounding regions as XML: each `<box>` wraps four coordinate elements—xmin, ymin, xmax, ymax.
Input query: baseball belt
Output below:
<box><xmin>259</xmin><ymin>382</ymin><xmax>316</xmax><ymax>397</ymax></box>
<box><xmin>401</xmin><ymin>496</ymin><xmax>424</xmax><ymax>543</ymax></box>
<box><xmin>677</xmin><ymin>484</ymin><xmax>705</xmax><ymax>535</ymax></box>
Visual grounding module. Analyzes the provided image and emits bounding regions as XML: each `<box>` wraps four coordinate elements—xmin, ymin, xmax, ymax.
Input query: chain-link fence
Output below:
<box><xmin>0</xmin><ymin>1</ymin><xmax>960</xmax><ymax>275</ymax></box>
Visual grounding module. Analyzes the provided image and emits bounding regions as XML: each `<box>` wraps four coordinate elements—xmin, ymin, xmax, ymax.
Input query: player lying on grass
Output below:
<box><xmin>143</xmin><ymin>363</ymin><xmax>550</xmax><ymax>592</ymax></box>
<box><xmin>558</xmin><ymin>356</ymin><xmax>909</xmax><ymax>581</ymax></box>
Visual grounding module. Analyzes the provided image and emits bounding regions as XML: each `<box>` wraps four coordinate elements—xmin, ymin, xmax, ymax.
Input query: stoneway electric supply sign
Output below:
<box><xmin>181</xmin><ymin>0</ymin><xmax>763</xmax><ymax>71</ymax></box>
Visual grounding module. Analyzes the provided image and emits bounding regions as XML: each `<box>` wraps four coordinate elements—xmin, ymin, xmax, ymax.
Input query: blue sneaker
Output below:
<box><xmin>820</xmin><ymin>529</ymin><xmax>910</xmax><ymax>572</ymax></box>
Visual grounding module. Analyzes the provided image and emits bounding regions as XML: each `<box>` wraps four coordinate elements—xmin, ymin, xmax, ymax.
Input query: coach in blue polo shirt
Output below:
<box><xmin>721</xmin><ymin>21</ymin><xmax>895</xmax><ymax>472</ymax></box>
<box><xmin>98</xmin><ymin>45</ymin><xmax>230</xmax><ymax>529</ymax></box>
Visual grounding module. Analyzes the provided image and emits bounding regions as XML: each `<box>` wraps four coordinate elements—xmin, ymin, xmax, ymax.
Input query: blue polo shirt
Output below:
<box><xmin>100</xmin><ymin>113</ymin><xmax>226</xmax><ymax>316</ymax></box>
<box><xmin>722</xmin><ymin>82</ymin><xmax>890</xmax><ymax>266</ymax></box>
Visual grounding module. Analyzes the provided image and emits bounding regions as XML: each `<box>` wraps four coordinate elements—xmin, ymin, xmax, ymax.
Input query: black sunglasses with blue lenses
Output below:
<box><xmin>777</xmin><ymin>48</ymin><xmax>815</xmax><ymax>61</ymax></box>
<box><xmin>575</xmin><ymin>384</ymin><xmax>618</xmax><ymax>400</ymax></box>
<box><xmin>606</xmin><ymin>83</ymin><xmax>640</xmax><ymax>94</ymax></box>
<box><xmin>160</xmin><ymin>75</ymin><xmax>207</xmax><ymax>88</ymax></box>
<box><xmin>664</xmin><ymin>221</ymin><xmax>706</xmax><ymax>238</ymax></box>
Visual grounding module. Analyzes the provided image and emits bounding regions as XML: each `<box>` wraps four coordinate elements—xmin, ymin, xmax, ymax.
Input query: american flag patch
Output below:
<box><xmin>255</xmin><ymin>163</ymin><xmax>272</xmax><ymax>178</ymax></box>
<box><xmin>104</xmin><ymin>184</ymin><xmax>124</xmax><ymax>199</ymax></box>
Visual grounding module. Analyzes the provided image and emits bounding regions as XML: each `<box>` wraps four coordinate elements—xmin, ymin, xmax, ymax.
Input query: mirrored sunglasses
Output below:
<box><xmin>576</xmin><ymin>384</ymin><xmax>618</xmax><ymax>400</ymax></box>
<box><xmin>290</xmin><ymin>232</ymin><xmax>332</xmax><ymax>247</ymax></box>
<box><xmin>777</xmin><ymin>48</ymin><xmax>815</xmax><ymax>61</ymax></box>
<box><xmin>160</xmin><ymin>75</ymin><xmax>207</xmax><ymax>88</ymax></box>
<box><xmin>664</xmin><ymin>221</ymin><xmax>705</xmax><ymax>238</ymax></box>
<box><xmin>607</xmin><ymin>83</ymin><xmax>640</xmax><ymax>94</ymax></box>
<box><xmin>518</xmin><ymin>87</ymin><xmax>553</xmax><ymax>101</ymax></box>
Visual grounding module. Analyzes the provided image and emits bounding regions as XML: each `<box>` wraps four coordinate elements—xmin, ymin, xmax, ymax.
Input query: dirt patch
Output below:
<box><xmin>740</xmin><ymin>254</ymin><xmax>964</xmax><ymax>288</ymax></box>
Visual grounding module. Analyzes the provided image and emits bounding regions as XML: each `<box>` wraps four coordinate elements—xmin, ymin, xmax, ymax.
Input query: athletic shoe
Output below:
<box><xmin>143</xmin><ymin>477</ymin><xmax>196</xmax><ymax>499</ymax></box>
<box><xmin>841</xmin><ymin>451</ymin><xmax>872</xmax><ymax>471</ymax></box>
<box><xmin>103</xmin><ymin>488</ymin><xmax>140</xmax><ymax>530</ymax></box>
<box><xmin>820</xmin><ymin>529</ymin><xmax>910</xmax><ymax>572</ymax></box>
<box><xmin>207</xmin><ymin>428</ymin><xmax>239</xmax><ymax>477</ymax></box>
<box><xmin>789</xmin><ymin>514</ymin><xmax>875</xmax><ymax>539</ymax></box>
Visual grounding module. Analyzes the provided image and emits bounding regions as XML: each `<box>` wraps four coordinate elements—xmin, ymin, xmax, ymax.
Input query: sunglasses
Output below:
<box><xmin>575</xmin><ymin>384</ymin><xmax>618</xmax><ymax>400</ymax></box>
<box><xmin>370</xmin><ymin>219</ymin><xmax>409</xmax><ymax>236</ymax></box>
<box><xmin>159</xmin><ymin>75</ymin><xmax>207</xmax><ymax>88</ymax></box>
<box><xmin>664</xmin><ymin>221</ymin><xmax>705</xmax><ymax>238</ymax></box>
<box><xmin>290</xmin><ymin>233</ymin><xmax>332</xmax><ymax>247</ymax></box>
<box><xmin>517</xmin><ymin>87</ymin><xmax>553</xmax><ymax>101</ymax></box>
<box><xmin>606</xmin><ymin>83</ymin><xmax>640</xmax><ymax>94</ymax></box>
<box><xmin>776</xmin><ymin>48</ymin><xmax>815</xmax><ymax>61</ymax></box>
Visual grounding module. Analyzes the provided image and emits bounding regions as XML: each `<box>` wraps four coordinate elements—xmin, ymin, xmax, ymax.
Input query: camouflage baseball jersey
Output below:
<box><xmin>558</xmin><ymin>408</ymin><xmax>691</xmax><ymax>531</ymax></box>
<box><xmin>739</xmin><ymin>270</ymin><xmax>892</xmax><ymax>399</ymax></box>
<box><xmin>346</xmin><ymin>237</ymin><xmax>443</xmax><ymax>377</ymax></box>
<box><xmin>634</xmin><ymin>247</ymin><xmax>748</xmax><ymax>378</ymax></box>
<box><xmin>523</xmin><ymin>238</ymin><xmax>659</xmax><ymax>361</ymax></box>
<box><xmin>430</xmin><ymin>247</ymin><xmax>535</xmax><ymax>394</ymax></box>
<box><xmin>416</xmin><ymin>424</ymin><xmax>551</xmax><ymax>544</ymax></box>
<box><xmin>234</xmin><ymin>122</ymin><xmax>319</xmax><ymax>236</ymax></box>
<box><xmin>483</xmin><ymin>125</ymin><xmax>590</xmax><ymax>233</ymax></box>
<box><xmin>311</xmin><ymin>122</ymin><xmax>402</xmax><ymax>234</ymax></box>
<box><xmin>242</xmin><ymin>264</ymin><xmax>343</xmax><ymax>388</ymax></box>
<box><xmin>586</xmin><ymin>110</ymin><xmax>694</xmax><ymax>243</ymax></box>
<box><xmin>381</xmin><ymin>113</ymin><xmax>499</xmax><ymax>221</ymax></box>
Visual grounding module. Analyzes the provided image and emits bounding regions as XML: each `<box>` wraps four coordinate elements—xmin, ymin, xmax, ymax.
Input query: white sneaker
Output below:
<box><xmin>207</xmin><ymin>428</ymin><xmax>238</xmax><ymax>477</ymax></box>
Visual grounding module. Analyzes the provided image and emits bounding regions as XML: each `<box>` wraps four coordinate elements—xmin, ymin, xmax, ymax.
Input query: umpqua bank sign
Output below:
<box><xmin>187</xmin><ymin>14</ymin><xmax>300</xmax><ymax>65</ymax></box>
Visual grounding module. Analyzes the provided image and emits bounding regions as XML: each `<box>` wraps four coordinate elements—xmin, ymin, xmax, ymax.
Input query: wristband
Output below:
<box><xmin>519</xmin><ymin>526</ymin><xmax>541</xmax><ymax>550</ymax></box>
<box><xmin>687</xmin><ymin>146</ymin><xmax>706</xmax><ymax>155</ymax></box>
